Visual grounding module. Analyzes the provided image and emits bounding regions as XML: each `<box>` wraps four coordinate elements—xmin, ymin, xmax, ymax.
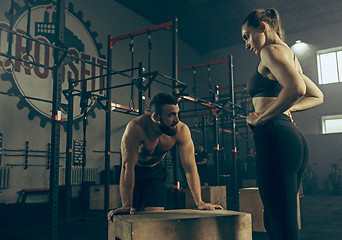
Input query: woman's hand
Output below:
<box><xmin>246</xmin><ymin>112</ymin><xmax>262</xmax><ymax>126</ymax></box>
<box><xmin>284</xmin><ymin>110</ymin><xmax>296</xmax><ymax>125</ymax></box>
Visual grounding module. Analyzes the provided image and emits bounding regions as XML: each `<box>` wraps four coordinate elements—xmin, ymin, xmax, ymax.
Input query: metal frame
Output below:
<box><xmin>177</xmin><ymin>56</ymin><xmax>243</xmax><ymax>209</ymax></box>
<box><xmin>49</xmin><ymin>1</ymin><xmax>65</xmax><ymax>239</ymax></box>
<box><xmin>1</xmin><ymin>3</ymin><xmax>244</xmax><ymax>236</ymax></box>
<box><xmin>104</xmin><ymin>17</ymin><xmax>181</xmax><ymax>211</ymax></box>
<box><xmin>178</xmin><ymin>58</ymin><xmax>231</xmax><ymax>184</ymax></box>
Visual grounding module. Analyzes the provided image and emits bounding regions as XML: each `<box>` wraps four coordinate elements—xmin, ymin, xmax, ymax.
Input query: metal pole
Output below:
<box><xmin>228</xmin><ymin>55</ymin><xmax>238</xmax><ymax>210</ymax></box>
<box><xmin>130</xmin><ymin>37</ymin><xmax>135</xmax><ymax>108</ymax></box>
<box><xmin>138</xmin><ymin>62</ymin><xmax>145</xmax><ymax>115</ymax></box>
<box><xmin>171</xmin><ymin>16</ymin><xmax>179</xmax><ymax>208</ymax></box>
<box><xmin>65</xmin><ymin>78</ymin><xmax>74</xmax><ymax>219</ymax></box>
<box><xmin>8</xmin><ymin>0</ymin><xmax>14</xmax><ymax>56</ymax></box>
<box><xmin>81</xmin><ymin>105</ymin><xmax>87</xmax><ymax>220</ymax></box>
<box><xmin>208</xmin><ymin>65</ymin><xmax>213</xmax><ymax>99</ymax></box>
<box><xmin>172</xmin><ymin>17</ymin><xmax>178</xmax><ymax>96</ymax></box>
<box><xmin>214</xmin><ymin>86</ymin><xmax>220</xmax><ymax>186</ymax></box>
<box><xmin>24</xmin><ymin>141</ymin><xmax>29</xmax><ymax>169</ymax></box>
<box><xmin>147</xmin><ymin>32</ymin><xmax>152</xmax><ymax>98</ymax></box>
<box><xmin>202</xmin><ymin>116</ymin><xmax>207</xmax><ymax>150</ymax></box>
<box><xmin>25</xmin><ymin>1</ymin><xmax>32</xmax><ymax>55</ymax></box>
<box><xmin>80</xmin><ymin>73</ymin><xmax>88</xmax><ymax>221</ymax></box>
<box><xmin>193</xmin><ymin>68</ymin><xmax>197</xmax><ymax>119</ymax></box>
<box><xmin>49</xmin><ymin>1</ymin><xmax>65</xmax><ymax>239</ymax></box>
<box><xmin>104</xmin><ymin>35</ymin><xmax>112</xmax><ymax>212</ymax></box>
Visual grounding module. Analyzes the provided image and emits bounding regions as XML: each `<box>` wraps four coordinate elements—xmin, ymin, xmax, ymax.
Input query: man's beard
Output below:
<box><xmin>159</xmin><ymin>120</ymin><xmax>177</xmax><ymax>136</ymax></box>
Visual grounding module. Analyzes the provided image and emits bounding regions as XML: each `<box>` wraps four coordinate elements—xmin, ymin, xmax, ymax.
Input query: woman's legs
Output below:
<box><xmin>254</xmin><ymin>118</ymin><xmax>308</xmax><ymax>240</ymax></box>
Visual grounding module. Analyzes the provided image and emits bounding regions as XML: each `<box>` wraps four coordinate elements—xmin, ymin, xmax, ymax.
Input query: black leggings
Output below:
<box><xmin>252</xmin><ymin>114</ymin><xmax>308</xmax><ymax>240</ymax></box>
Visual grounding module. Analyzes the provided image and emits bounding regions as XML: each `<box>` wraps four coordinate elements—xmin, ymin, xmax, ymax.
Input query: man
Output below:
<box><xmin>195</xmin><ymin>144</ymin><xmax>209</xmax><ymax>187</ymax></box>
<box><xmin>108</xmin><ymin>93</ymin><xmax>222</xmax><ymax>220</ymax></box>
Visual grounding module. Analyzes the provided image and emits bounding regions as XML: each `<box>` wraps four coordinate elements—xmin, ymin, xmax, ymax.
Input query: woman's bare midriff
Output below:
<box><xmin>252</xmin><ymin>97</ymin><xmax>291</xmax><ymax>118</ymax></box>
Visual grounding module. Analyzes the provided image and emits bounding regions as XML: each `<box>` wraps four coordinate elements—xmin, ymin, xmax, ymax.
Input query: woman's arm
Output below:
<box><xmin>289</xmin><ymin>74</ymin><xmax>324</xmax><ymax>112</ymax></box>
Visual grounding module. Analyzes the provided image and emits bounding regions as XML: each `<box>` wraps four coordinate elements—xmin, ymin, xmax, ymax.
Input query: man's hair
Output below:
<box><xmin>150</xmin><ymin>93</ymin><xmax>178</xmax><ymax>115</ymax></box>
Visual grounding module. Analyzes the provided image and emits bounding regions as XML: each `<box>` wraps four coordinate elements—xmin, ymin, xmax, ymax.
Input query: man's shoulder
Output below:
<box><xmin>125</xmin><ymin>115</ymin><xmax>148</xmax><ymax>137</ymax></box>
<box><xmin>175</xmin><ymin>121</ymin><xmax>189</xmax><ymax>135</ymax></box>
<box><xmin>128</xmin><ymin>114</ymin><xmax>148</xmax><ymax>127</ymax></box>
<box><xmin>174</xmin><ymin>121</ymin><xmax>191</xmax><ymax>143</ymax></box>
<box><xmin>177</xmin><ymin>121</ymin><xmax>188</xmax><ymax>130</ymax></box>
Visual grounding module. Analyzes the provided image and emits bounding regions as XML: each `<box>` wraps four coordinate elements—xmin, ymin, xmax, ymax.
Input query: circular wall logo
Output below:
<box><xmin>1</xmin><ymin>1</ymin><xmax>107</xmax><ymax>129</ymax></box>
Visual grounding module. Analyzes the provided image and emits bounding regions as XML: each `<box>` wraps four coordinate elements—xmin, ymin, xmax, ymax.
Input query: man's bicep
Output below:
<box><xmin>178</xmin><ymin>126</ymin><xmax>195</xmax><ymax>168</ymax></box>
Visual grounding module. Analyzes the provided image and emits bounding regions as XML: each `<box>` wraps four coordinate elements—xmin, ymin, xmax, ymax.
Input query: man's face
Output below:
<box><xmin>157</xmin><ymin>104</ymin><xmax>180</xmax><ymax>136</ymax></box>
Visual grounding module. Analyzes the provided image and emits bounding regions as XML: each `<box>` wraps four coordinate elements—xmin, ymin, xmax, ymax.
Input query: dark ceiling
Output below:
<box><xmin>114</xmin><ymin>0</ymin><xmax>342</xmax><ymax>54</ymax></box>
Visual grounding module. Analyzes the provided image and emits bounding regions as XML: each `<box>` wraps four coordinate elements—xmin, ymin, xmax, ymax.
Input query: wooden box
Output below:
<box><xmin>239</xmin><ymin>187</ymin><xmax>301</xmax><ymax>232</ymax></box>
<box><xmin>185</xmin><ymin>186</ymin><xmax>227</xmax><ymax>210</ymax></box>
<box><xmin>108</xmin><ymin>209</ymin><xmax>252</xmax><ymax>240</ymax></box>
<box><xmin>89</xmin><ymin>184</ymin><xmax>121</xmax><ymax>210</ymax></box>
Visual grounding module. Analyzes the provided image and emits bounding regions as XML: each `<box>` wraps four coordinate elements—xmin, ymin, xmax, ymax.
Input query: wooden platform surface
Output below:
<box><xmin>113</xmin><ymin>209</ymin><xmax>247</xmax><ymax>221</ymax></box>
<box><xmin>109</xmin><ymin>209</ymin><xmax>252</xmax><ymax>240</ymax></box>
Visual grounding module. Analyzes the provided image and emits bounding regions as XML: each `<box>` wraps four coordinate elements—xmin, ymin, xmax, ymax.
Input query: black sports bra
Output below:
<box><xmin>247</xmin><ymin>54</ymin><xmax>296</xmax><ymax>98</ymax></box>
<box><xmin>247</xmin><ymin>70</ymin><xmax>282</xmax><ymax>97</ymax></box>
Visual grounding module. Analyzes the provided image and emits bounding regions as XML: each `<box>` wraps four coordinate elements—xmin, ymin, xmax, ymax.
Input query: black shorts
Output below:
<box><xmin>132</xmin><ymin>162</ymin><xmax>167</xmax><ymax>210</ymax></box>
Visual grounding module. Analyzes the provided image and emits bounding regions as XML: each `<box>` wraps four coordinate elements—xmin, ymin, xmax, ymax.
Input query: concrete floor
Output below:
<box><xmin>0</xmin><ymin>193</ymin><xmax>341</xmax><ymax>240</ymax></box>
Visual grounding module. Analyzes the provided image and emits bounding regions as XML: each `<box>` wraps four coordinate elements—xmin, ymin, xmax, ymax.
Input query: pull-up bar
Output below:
<box><xmin>110</xmin><ymin>21</ymin><xmax>173</xmax><ymax>49</ymax></box>
<box><xmin>178</xmin><ymin>58</ymin><xmax>228</xmax><ymax>74</ymax></box>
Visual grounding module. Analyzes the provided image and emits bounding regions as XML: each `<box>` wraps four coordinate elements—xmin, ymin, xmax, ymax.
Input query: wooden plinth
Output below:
<box><xmin>239</xmin><ymin>187</ymin><xmax>301</xmax><ymax>232</ymax></box>
<box><xmin>108</xmin><ymin>209</ymin><xmax>252</xmax><ymax>240</ymax></box>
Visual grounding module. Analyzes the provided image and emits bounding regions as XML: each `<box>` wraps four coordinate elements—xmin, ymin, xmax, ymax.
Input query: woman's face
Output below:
<box><xmin>241</xmin><ymin>23</ymin><xmax>265</xmax><ymax>56</ymax></box>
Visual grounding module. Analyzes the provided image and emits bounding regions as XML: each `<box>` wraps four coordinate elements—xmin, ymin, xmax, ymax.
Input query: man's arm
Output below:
<box><xmin>120</xmin><ymin>121</ymin><xmax>141</xmax><ymax>208</ymax></box>
<box><xmin>177</xmin><ymin>123</ymin><xmax>223</xmax><ymax>210</ymax></box>
<box><xmin>107</xmin><ymin>121</ymin><xmax>141</xmax><ymax>220</ymax></box>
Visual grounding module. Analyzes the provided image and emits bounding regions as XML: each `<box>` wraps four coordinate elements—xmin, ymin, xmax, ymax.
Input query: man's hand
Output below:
<box><xmin>197</xmin><ymin>201</ymin><xmax>224</xmax><ymax>210</ymax></box>
<box><xmin>107</xmin><ymin>207</ymin><xmax>135</xmax><ymax>222</ymax></box>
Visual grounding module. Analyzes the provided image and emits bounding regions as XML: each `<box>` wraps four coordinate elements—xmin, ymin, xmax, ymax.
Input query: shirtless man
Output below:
<box><xmin>107</xmin><ymin>93</ymin><xmax>223</xmax><ymax>220</ymax></box>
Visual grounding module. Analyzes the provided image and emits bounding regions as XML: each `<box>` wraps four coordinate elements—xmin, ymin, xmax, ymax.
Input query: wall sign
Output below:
<box><xmin>1</xmin><ymin>1</ymin><xmax>107</xmax><ymax>129</ymax></box>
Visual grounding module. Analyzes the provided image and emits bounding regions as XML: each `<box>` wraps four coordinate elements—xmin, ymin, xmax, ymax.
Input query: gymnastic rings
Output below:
<box><xmin>207</xmin><ymin>116</ymin><xmax>214</xmax><ymax>126</ymax></box>
<box><xmin>129</xmin><ymin>99</ymin><xmax>135</xmax><ymax>110</ymax></box>
<box><xmin>20</xmin><ymin>53</ymin><xmax>35</xmax><ymax>70</ymax></box>
<box><xmin>2</xmin><ymin>58</ymin><xmax>14</xmax><ymax>73</ymax></box>
<box><xmin>194</xmin><ymin>117</ymin><xmax>199</xmax><ymax>127</ymax></box>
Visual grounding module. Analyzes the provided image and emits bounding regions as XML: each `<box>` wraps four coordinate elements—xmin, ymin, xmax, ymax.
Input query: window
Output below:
<box><xmin>317</xmin><ymin>47</ymin><xmax>342</xmax><ymax>84</ymax></box>
<box><xmin>322</xmin><ymin>115</ymin><xmax>342</xmax><ymax>134</ymax></box>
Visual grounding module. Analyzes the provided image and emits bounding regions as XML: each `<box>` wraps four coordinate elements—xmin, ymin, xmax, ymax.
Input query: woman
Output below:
<box><xmin>241</xmin><ymin>9</ymin><xmax>323</xmax><ymax>240</ymax></box>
